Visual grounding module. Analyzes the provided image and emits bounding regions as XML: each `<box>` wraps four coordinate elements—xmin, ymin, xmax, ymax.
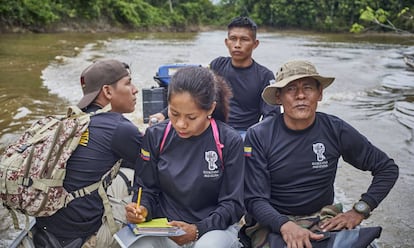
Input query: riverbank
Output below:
<box><xmin>0</xmin><ymin>18</ymin><xmax>218</xmax><ymax>34</ymax></box>
<box><xmin>2</xmin><ymin>20</ymin><xmax>413</xmax><ymax>49</ymax></box>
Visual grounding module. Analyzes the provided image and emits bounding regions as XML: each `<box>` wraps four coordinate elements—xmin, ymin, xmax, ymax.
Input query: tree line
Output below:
<box><xmin>0</xmin><ymin>0</ymin><xmax>413</xmax><ymax>33</ymax></box>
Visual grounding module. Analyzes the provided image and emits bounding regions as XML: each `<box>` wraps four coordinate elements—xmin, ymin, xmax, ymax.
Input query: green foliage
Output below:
<box><xmin>359</xmin><ymin>6</ymin><xmax>389</xmax><ymax>23</ymax></box>
<box><xmin>395</xmin><ymin>7</ymin><xmax>414</xmax><ymax>31</ymax></box>
<box><xmin>352</xmin><ymin>5</ymin><xmax>413</xmax><ymax>33</ymax></box>
<box><xmin>176</xmin><ymin>0</ymin><xmax>216</xmax><ymax>25</ymax></box>
<box><xmin>218</xmin><ymin>0</ymin><xmax>413</xmax><ymax>33</ymax></box>
<box><xmin>111</xmin><ymin>1</ymin><xmax>142</xmax><ymax>27</ymax></box>
<box><xmin>360</xmin><ymin>7</ymin><xmax>376</xmax><ymax>22</ymax></box>
<box><xmin>23</xmin><ymin>0</ymin><xmax>59</xmax><ymax>24</ymax></box>
<box><xmin>0</xmin><ymin>0</ymin><xmax>59</xmax><ymax>27</ymax></box>
<box><xmin>0</xmin><ymin>0</ymin><xmax>413</xmax><ymax>33</ymax></box>
<box><xmin>350</xmin><ymin>23</ymin><xmax>365</xmax><ymax>33</ymax></box>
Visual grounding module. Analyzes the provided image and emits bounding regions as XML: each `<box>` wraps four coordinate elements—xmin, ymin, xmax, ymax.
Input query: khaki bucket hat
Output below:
<box><xmin>262</xmin><ymin>60</ymin><xmax>335</xmax><ymax>105</ymax></box>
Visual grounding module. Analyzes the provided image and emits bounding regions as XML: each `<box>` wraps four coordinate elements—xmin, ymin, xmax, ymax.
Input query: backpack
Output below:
<box><xmin>0</xmin><ymin>104</ymin><xmax>121</xmax><ymax>234</ymax></box>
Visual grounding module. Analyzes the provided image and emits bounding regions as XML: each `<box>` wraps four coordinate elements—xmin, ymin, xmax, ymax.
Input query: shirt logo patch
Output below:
<box><xmin>312</xmin><ymin>142</ymin><xmax>328</xmax><ymax>169</ymax></box>
<box><xmin>203</xmin><ymin>150</ymin><xmax>220</xmax><ymax>178</ymax></box>
<box><xmin>313</xmin><ymin>143</ymin><xmax>326</xmax><ymax>161</ymax></box>
<box><xmin>205</xmin><ymin>151</ymin><xmax>218</xmax><ymax>170</ymax></box>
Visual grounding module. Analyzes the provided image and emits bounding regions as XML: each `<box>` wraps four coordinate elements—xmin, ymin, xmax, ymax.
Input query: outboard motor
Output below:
<box><xmin>142</xmin><ymin>64</ymin><xmax>201</xmax><ymax>123</ymax></box>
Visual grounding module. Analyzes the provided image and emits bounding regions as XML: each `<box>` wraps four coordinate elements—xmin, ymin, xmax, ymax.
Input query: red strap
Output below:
<box><xmin>160</xmin><ymin>119</ymin><xmax>224</xmax><ymax>167</ymax></box>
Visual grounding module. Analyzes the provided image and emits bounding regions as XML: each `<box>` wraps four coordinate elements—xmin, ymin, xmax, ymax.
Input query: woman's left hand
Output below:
<box><xmin>168</xmin><ymin>221</ymin><xmax>198</xmax><ymax>246</ymax></box>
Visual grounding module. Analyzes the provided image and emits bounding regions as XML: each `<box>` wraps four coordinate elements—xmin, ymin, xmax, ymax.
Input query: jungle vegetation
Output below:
<box><xmin>0</xmin><ymin>0</ymin><xmax>413</xmax><ymax>33</ymax></box>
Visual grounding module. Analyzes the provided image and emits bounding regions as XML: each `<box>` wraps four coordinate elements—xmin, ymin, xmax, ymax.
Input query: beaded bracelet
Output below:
<box><xmin>193</xmin><ymin>225</ymin><xmax>199</xmax><ymax>242</ymax></box>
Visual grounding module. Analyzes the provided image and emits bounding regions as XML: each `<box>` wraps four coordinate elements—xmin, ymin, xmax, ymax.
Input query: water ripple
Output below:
<box><xmin>394</xmin><ymin>101</ymin><xmax>414</xmax><ymax>130</ymax></box>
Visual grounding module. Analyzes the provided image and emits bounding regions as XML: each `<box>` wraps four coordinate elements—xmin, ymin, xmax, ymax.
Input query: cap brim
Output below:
<box><xmin>77</xmin><ymin>90</ymin><xmax>100</xmax><ymax>109</ymax></box>
<box><xmin>262</xmin><ymin>75</ymin><xmax>335</xmax><ymax>106</ymax></box>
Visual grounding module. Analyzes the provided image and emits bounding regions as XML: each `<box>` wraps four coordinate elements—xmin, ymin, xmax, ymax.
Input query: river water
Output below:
<box><xmin>0</xmin><ymin>31</ymin><xmax>413</xmax><ymax>247</ymax></box>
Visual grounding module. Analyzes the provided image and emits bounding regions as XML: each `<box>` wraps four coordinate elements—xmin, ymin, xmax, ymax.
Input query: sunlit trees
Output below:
<box><xmin>0</xmin><ymin>0</ymin><xmax>413</xmax><ymax>33</ymax></box>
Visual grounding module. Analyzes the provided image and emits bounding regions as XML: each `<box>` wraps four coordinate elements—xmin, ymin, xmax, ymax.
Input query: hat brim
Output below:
<box><xmin>77</xmin><ymin>90</ymin><xmax>100</xmax><ymax>109</ymax></box>
<box><xmin>262</xmin><ymin>75</ymin><xmax>335</xmax><ymax>105</ymax></box>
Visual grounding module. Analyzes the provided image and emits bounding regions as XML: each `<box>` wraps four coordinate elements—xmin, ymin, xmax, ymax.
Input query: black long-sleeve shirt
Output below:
<box><xmin>136</xmin><ymin>120</ymin><xmax>245</xmax><ymax>237</ymax></box>
<box><xmin>244</xmin><ymin>112</ymin><xmax>399</xmax><ymax>233</ymax></box>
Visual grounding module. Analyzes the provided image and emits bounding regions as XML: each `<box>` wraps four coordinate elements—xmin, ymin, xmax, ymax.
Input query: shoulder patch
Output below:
<box><xmin>141</xmin><ymin>148</ymin><xmax>150</xmax><ymax>161</ymax></box>
<box><xmin>78</xmin><ymin>128</ymin><xmax>89</xmax><ymax>146</ymax></box>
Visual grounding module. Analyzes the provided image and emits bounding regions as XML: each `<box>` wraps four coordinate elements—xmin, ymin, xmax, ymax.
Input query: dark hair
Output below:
<box><xmin>167</xmin><ymin>66</ymin><xmax>232</xmax><ymax>122</ymax></box>
<box><xmin>228</xmin><ymin>16</ymin><xmax>257</xmax><ymax>38</ymax></box>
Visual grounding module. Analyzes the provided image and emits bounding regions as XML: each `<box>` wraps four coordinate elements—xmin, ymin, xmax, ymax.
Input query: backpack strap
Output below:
<box><xmin>116</xmin><ymin>169</ymin><xmax>134</xmax><ymax>195</ymax></box>
<box><xmin>67</xmin><ymin>103</ymin><xmax>112</xmax><ymax>117</ymax></box>
<box><xmin>160</xmin><ymin>119</ymin><xmax>223</xmax><ymax>166</ymax></box>
<box><xmin>68</xmin><ymin>159</ymin><xmax>123</xmax><ymax>235</ymax></box>
<box><xmin>210</xmin><ymin>118</ymin><xmax>224</xmax><ymax>168</ymax></box>
<box><xmin>100</xmin><ymin>159</ymin><xmax>123</xmax><ymax>235</ymax></box>
<box><xmin>159</xmin><ymin>121</ymin><xmax>171</xmax><ymax>153</ymax></box>
<box><xmin>94</xmin><ymin>103</ymin><xmax>112</xmax><ymax>115</ymax></box>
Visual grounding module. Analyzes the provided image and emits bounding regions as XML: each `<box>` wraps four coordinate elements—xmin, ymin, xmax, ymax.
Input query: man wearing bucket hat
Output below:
<box><xmin>241</xmin><ymin>60</ymin><xmax>399</xmax><ymax>247</ymax></box>
<box><xmin>34</xmin><ymin>59</ymin><xmax>144</xmax><ymax>247</ymax></box>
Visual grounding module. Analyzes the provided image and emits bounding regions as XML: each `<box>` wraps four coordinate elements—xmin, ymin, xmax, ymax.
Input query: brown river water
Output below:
<box><xmin>0</xmin><ymin>31</ymin><xmax>413</xmax><ymax>247</ymax></box>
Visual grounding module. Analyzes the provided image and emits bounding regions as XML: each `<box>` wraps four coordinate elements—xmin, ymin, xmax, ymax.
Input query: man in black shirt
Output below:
<box><xmin>209</xmin><ymin>16</ymin><xmax>280</xmax><ymax>135</ymax></box>
<box><xmin>150</xmin><ymin>17</ymin><xmax>279</xmax><ymax>137</ymax></box>
<box><xmin>35</xmin><ymin>59</ymin><xmax>144</xmax><ymax>247</ymax></box>
<box><xmin>243</xmin><ymin>60</ymin><xmax>399</xmax><ymax>248</ymax></box>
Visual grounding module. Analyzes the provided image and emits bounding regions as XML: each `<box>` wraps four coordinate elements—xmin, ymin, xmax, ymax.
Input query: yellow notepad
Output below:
<box><xmin>137</xmin><ymin>218</ymin><xmax>171</xmax><ymax>228</ymax></box>
<box><xmin>128</xmin><ymin>218</ymin><xmax>186</xmax><ymax>236</ymax></box>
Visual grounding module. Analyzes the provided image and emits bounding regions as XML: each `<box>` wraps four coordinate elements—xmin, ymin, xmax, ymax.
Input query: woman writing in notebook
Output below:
<box><xmin>125</xmin><ymin>66</ymin><xmax>245</xmax><ymax>248</ymax></box>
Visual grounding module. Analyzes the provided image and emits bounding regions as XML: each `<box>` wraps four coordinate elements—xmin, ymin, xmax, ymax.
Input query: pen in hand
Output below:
<box><xmin>136</xmin><ymin>187</ymin><xmax>142</xmax><ymax>217</ymax></box>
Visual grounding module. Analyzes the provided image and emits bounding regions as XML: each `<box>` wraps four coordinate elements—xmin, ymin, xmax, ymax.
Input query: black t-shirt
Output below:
<box><xmin>210</xmin><ymin>56</ymin><xmax>280</xmax><ymax>131</ymax></box>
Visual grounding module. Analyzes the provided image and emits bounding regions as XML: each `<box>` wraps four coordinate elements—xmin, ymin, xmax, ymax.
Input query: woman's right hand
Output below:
<box><xmin>125</xmin><ymin>202</ymin><xmax>148</xmax><ymax>223</ymax></box>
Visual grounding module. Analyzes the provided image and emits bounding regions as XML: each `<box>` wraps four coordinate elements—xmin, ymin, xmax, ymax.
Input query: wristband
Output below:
<box><xmin>193</xmin><ymin>225</ymin><xmax>199</xmax><ymax>241</ymax></box>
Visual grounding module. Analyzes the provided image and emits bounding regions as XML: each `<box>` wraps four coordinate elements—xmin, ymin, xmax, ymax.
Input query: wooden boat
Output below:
<box><xmin>404</xmin><ymin>55</ymin><xmax>414</xmax><ymax>68</ymax></box>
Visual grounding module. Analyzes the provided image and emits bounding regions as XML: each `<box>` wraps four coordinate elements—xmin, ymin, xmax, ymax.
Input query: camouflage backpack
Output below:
<box><xmin>0</xmin><ymin>104</ymin><xmax>121</xmax><ymax>233</ymax></box>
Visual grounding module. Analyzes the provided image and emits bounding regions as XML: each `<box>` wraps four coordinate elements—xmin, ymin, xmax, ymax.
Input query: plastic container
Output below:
<box><xmin>142</xmin><ymin>87</ymin><xmax>167</xmax><ymax>123</ymax></box>
<box><xmin>153</xmin><ymin>64</ymin><xmax>201</xmax><ymax>87</ymax></box>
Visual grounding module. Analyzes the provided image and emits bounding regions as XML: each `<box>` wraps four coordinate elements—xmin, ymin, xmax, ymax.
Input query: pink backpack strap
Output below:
<box><xmin>159</xmin><ymin>119</ymin><xmax>224</xmax><ymax>168</ymax></box>
<box><xmin>159</xmin><ymin>121</ymin><xmax>171</xmax><ymax>153</ymax></box>
<box><xmin>210</xmin><ymin>118</ymin><xmax>224</xmax><ymax>166</ymax></box>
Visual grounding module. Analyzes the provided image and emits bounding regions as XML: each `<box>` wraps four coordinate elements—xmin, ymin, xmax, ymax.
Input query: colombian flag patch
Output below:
<box><xmin>244</xmin><ymin>146</ymin><xmax>252</xmax><ymax>157</ymax></box>
<box><xmin>141</xmin><ymin>148</ymin><xmax>150</xmax><ymax>161</ymax></box>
